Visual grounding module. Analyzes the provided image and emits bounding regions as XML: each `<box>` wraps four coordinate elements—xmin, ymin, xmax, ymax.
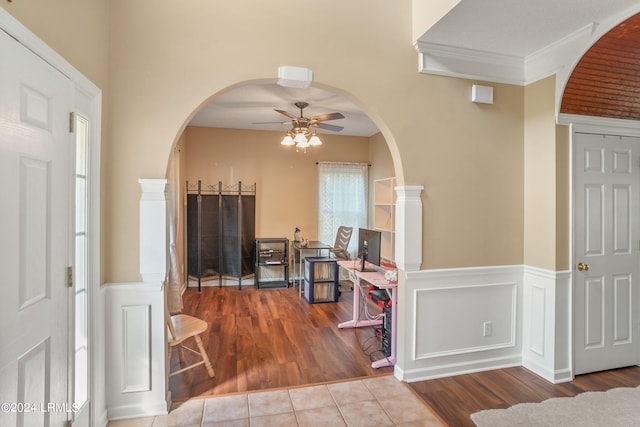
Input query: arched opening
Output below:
<box><xmin>560</xmin><ymin>13</ymin><xmax>640</xmax><ymax>121</ymax></box>
<box><xmin>165</xmin><ymin>79</ymin><xmax>401</xmax><ymax>400</ymax></box>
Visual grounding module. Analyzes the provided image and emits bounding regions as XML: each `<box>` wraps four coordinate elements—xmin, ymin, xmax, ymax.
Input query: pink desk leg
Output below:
<box><xmin>338</xmin><ymin>276</ymin><xmax>383</xmax><ymax>329</ymax></box>
<box><xmin>370</xmin><ymin>285</ymin><xmax>397</xmax><ymax>369</ymax></box>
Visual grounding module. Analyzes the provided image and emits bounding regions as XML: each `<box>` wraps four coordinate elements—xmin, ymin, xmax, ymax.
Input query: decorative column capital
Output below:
<box><xmin>138</xmin><ymin>179</ymin><xmax>168</xmax><ymax>282</ymax></box>
<box><xmin>395</xmin><ymin>185</ymin><xmax>424</xmax><ymax>272</ymax></box>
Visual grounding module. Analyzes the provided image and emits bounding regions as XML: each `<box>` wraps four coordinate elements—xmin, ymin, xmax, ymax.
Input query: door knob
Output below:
<box><xmin>577</xmin><ymin>262</ymin><xmax>589</xmax><ymax>271</ymax></box>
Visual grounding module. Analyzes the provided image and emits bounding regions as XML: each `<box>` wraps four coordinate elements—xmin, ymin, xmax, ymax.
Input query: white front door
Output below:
<box><xmin>574</xmin><ymin>132</ymin><xmax>640</xmax><ymax>375</ymax></box>
<box><xmin>0</xmin><ymin>29</ymin><xmax>74</xmax><ymax>427</ymax></box>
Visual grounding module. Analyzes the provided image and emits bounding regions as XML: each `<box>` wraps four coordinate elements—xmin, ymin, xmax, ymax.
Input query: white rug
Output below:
<box><xmin>471</xmin><ymin>385</ymin><xmax>640</xmax><ymax>426</ymax></box>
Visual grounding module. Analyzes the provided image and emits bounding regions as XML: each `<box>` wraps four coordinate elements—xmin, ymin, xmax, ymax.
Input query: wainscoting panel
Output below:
<box><xmin>105</xmin><ymin>282</ymin><xmax>168</xmax><ymax>420</ymax></box>
<box><xmin>121</xmin><ymin>304</ymin><xmax>151</xmax><ymax>393</ymax></box>
<box><xmin>521</xmin><ymin>266</ymin><xmax>572</xmax><ymax>383</ymax></box>
<box><xmin>397</xmin><ymin>265</ymin><xmax>524</xmax><ymax>383</ymax></box>
<box><xmin>414</xmin><ymin>282</ymin><xmax>516</xmax><ymax>359</ymax></box>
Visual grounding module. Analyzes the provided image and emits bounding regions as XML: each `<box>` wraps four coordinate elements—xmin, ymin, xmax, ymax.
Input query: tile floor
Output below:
<box><xmin>107</xmin><ymin>376</ymin><xmax>444</xmax><ymax>427</ymax></box>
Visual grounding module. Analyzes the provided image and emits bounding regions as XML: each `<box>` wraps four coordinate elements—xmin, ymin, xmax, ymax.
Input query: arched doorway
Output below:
<box><xmin>166</xmin><ymin>80</ymin><xmax>400</xmax><ymax>399</ymax></box>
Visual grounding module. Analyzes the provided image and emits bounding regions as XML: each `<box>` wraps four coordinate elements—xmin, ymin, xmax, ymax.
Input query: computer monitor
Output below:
<box><xmin>357</xmin><ymin>228</ymin><xmax>381</xmax><ymax>272</ymax></box>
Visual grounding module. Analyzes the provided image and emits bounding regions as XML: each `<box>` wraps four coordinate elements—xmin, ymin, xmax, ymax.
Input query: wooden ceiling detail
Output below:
<box><xmin>561</xmin><ymin>13</ymin><xmax>640</xmax><ymax>120</ymax></box>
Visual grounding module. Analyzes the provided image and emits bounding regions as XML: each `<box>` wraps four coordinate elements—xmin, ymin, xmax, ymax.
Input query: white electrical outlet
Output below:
<box><xmin>483</xmin><ymin>321</ymin><xmax>493</xmax><ymax>337</ymax></box>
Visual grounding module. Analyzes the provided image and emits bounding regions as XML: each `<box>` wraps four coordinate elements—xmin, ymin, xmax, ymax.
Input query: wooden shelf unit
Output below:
<box><xmin>373</xmin><ymin>177</ymin><xmax>396</xmax><ymax>263</ymax></box>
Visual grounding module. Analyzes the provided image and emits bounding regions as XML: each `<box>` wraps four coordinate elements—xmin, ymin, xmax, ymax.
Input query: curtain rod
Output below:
<box><xmin>315</xmin><ymin>161</ymin><xmax>371</xmax><ymax>166</ymax></box>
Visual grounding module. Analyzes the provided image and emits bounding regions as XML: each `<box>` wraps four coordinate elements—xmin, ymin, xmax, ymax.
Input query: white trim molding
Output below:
<box><xmin>521</xmin><ymin>266</ymin><xmax>572</xmax><ymax>384</ymax></box>
<box><xmin>416</xmin><ymin>41</ymin><xmax>525</xmax><ymax>85</ymax></box>
<box><xmin>415</xmin><ymin>2</ymin><xmax>640</xmax><ymax>99</ymax></box>
<box><xmin>105</xmin><ymin>282</ymin><xmax>169</xmax><ymax>420</ymax></box>
<box><xmin>394</xmin><ymin>185</ymin><xmax>424</xmax><ymax>272</ymax></box>
<box><xmin>396</xmin><ymin>264</ymin><xmax>574</xmax><ymax>384</ymax></box>
<box><xmin>139</xmin><ymin>179</ymin><xmax>168</xmax><ymax>282</ymax></box>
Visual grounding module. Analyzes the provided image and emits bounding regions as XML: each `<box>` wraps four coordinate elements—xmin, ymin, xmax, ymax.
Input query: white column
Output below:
<box><xmin>139</xmin><ymin>179</ymin><xmax>168</xmax><ymax>282</ymax></box>
<box><xmin>104</xmin><ymin>179</ymin><xmax>170</xmax><ymax>420</ymax></box>
<box><xmin>394</xmin><ymin>185</ymin><xmax>424</xmax><ymax>272</ymax></box>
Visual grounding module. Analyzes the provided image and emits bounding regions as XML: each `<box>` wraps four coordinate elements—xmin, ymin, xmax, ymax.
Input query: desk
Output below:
<box><xmin>292</xmin><ymin>241</ymin><xmax>332</xmax><ymax>296</ymax></box>
<box><xmin>337</xmin><ymin>260</ymin><xmax>398</xmax><ymax>369</ymax></box>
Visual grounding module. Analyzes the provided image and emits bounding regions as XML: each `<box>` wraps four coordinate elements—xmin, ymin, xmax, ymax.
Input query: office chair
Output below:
<box><xmin>330</xmin><ymin>226</ymin><xmax>353</xmax><ymax>260</ymax></box>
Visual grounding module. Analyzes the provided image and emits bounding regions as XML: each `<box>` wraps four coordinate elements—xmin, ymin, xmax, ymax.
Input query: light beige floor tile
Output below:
<box><xmin>296</xmin><ymin>406</ymin><xmax>347</xmax><ymax>427</ymax></box>
<box><xmin>328</xmin><ymin>380</ymin><xmax>375</xmax><ymax>404</ymax></box>
<box><xmin>396</xmin><ymin>418</ymin><xmax>446</xmax><ymax>427</ymax></box>
<box><xmin>107</xmin><ymin>417</ymin><xmax>154</xmax><ymax>427</ymax></box>
<box><xmin>378</xmin><ymin>394</ymin><xmax>438</xmax><ymax>424</ymax></box>
<box><xmin>248</xmin><ymin>389</ymin><xmax>293</xmax><ymax>417</ymax></box>
<box><xmin>363</xmin><ymin>375</ymin><xmax>413</xmax><ymax>400</ymax></box>
<box><xmin>338</xmin><ymin>399</ymin><xmax>393</xmax><ymax>427</ymax></box>
<box><xmin>152</xmin><ymin>399</ymin><xmax>203</xmax><ymax>427</ymax></box>
<box><xmin>250</xmin><ymin>412</ymin><xmax>298</xmax><ymax>427</ymax></box>
<box><xmin>201</xmin><ymin>419</ymin><xmax>250</xmax><ymax>427</ymax></box>
<box><xmin>202</xmin><ymin>394</ymin><xmax>249</xmax><ymax>422</ymax></box>
<box><xmin>289</xmin><ymin>384</ymin><xmax>336</xmax><ymax>411</ymax></box>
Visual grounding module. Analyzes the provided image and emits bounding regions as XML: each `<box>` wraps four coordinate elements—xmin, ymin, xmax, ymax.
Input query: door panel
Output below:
<box><xmin>0</xmin><ymin>29</ymin><xmax>73</xmax><ymax>427</ymax></box>
<box><xmin>574</xmin><ymin>133</ymin><xmax>640</xmax><ymax>375</ymax></box>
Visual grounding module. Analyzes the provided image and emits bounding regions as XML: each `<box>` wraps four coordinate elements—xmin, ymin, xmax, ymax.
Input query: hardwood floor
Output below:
<box><xmin>173</xmin><ymin>283</ymin><xmax>640</xmax><ymax>427</ymax></box>
<box><xmin>409</xmin><ymin>365</ymin><xmax>640</xmax><ymax>427</ymax></box>
<box><xmin>169</xmin><ymin>283</ymin><xmax>392</xmax><ymax>400</ymax></box>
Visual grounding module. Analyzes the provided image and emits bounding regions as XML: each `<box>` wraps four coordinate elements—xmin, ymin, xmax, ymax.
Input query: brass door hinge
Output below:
<box><xmin>66</xmin><ymin>266</ymin><xmax>73</xmax><ymax>288</ymax></box>
<box><xmin>69</xmin><ymin>112</ymin><xmax>75</xmax><ymax>133</ymax></box>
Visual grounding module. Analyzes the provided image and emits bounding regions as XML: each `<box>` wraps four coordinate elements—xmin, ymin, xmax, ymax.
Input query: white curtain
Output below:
<box><xmin>318</xmin><ymin>162</ymin><xmax>368</xmax><ymax>258</ymax></box>
<box><xmin>166</xmin><ymin>146</ymin><xmax>184</xmax><ymax>314</ymax></box>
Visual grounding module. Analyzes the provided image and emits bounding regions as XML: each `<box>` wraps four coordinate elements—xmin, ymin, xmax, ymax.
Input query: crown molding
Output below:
<box><xmin>415</xmin><ymin>22</ymin><xmax>601</xmax><ymax>87</ymax></box>
<box><xmin>558</xmin><ymin>113</ymin><xmax>640</xmax><ymax>137</ymax></box>
<box><xmin>415</xmin><ymin>41</ymin><xmax>524</xmax><ymax>85</ymax></box>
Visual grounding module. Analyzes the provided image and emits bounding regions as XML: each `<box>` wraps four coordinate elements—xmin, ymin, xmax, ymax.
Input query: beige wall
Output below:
<box><xmin>555</xmin><ymin>124</ymin><xmax>570</xmax><ymax>271</ymax></box>
<box><xmin>4</xmin><ymin>0</ymin><xmax>563</xmax><ymax>283</ymax></box>
<box><xmin>183</xmin><ymin>126</ymin><xmax>371</xmax><ymax>241</ymax></box>
<box><xmin>103</xmin><ymin>0</ymin><xmax>529</xmax><ymax>280</ymax></box>
<box><xmin>524</xmin><ymin>76</ymin><xmax>559</xmax><ymax>270</ymax></box>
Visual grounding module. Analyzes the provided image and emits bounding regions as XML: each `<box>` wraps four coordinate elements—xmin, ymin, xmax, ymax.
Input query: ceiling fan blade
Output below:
<box><xmin>311</xmin><ymin>112</ymin><xmax>345</xmax><ymax>122</ymax></box>
<box><xmin>252</xmin><ymin>121</ymin><xmax>292</xmax><ymax>125</ymax></box>
<box><xmin>274</xmin><ymin>109</ymin><xmax>297</xmax><ymax>119</ymax></box>
<box><xmin>316</xmin><ymin>122</ymin><xmax>344</xmax><ymax>132</ymax></box>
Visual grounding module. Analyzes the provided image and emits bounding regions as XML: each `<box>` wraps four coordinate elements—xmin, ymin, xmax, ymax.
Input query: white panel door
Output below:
<box><xmin>0</xmin><ymin>29</ymin><xmax>73</xmax><ymax>426</ymax></box>
<box><xmin>574</xmin><ymin>132</ymin><xmax>640</xmax><ymax>375</ymax></box>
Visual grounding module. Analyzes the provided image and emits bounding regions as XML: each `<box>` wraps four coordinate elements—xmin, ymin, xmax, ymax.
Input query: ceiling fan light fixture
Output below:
<box><xmin>281</xmin><ymin>133</ymin><xmax>295</xmax><ymax>146</ymax></box>
<box><xmin>309</xmin><ymin>133</ymin><xmax>322</xmax><ymax>146</ymax></box>
<box><xmin>293</xmin><ymin>132</ymin><xmax>308</xmax><ymax>146</ymax></box>
<box><xmin>274</xmin><ymin>102</ymin><xmax>343</xmax><ymax>152</ymax></box>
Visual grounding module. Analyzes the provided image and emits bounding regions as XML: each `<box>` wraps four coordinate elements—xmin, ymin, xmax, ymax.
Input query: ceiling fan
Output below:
<box><xmin>254</xmin><ymin>102</ymin><xmax>345</xmax><ymax>150</ymax></box>
<box><xmin>256</xmin><ymin>101</ymin><xmax>345</xmax><ymax>132</ymax></box>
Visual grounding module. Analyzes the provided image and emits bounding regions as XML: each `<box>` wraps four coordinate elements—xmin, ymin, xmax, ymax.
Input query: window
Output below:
<box><xmin>318</xmin><ymin>162</ymin><xmax>368</xmax><ymax>257</ymax></box>
<box><xmin>74</xmin><ymin>114</ymin><xmax>89</xmax><ymax>411</ymax></box>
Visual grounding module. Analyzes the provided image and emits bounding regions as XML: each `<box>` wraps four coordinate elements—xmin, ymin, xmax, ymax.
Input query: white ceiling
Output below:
<box><xmin>190</xmin><ymin>1</ymin><xmax>640</xmax><ymax>136</ymax></box>
<box><xmin>189</xmin><ymin>82</ymin><xmax>379</xmax><ymax>137</ymax></box>
<box><xmin>417</xmin><ymin>0</ymin><xmax>640</xmax><ymax>57</ymax></box>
